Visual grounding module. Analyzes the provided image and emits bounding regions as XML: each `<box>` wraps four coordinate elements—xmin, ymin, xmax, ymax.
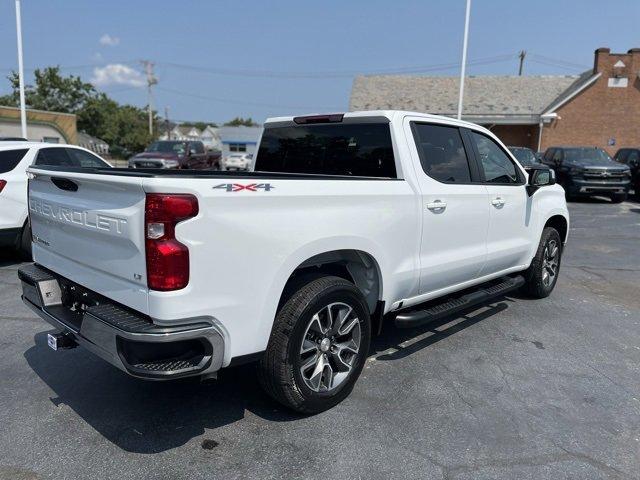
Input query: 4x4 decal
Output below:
<box><xmin>213</xmin><ymin>183</ymin><xmax>275</xmax><ymax>192</ymax></box>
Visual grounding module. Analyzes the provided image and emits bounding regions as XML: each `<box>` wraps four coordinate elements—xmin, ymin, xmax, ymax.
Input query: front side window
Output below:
<box><xmin>190</xmin><ymin>142</ymin><xmax>205</xmax><ymax>154</ymax></box>
<box><xmin>66</xmin><ymin>148</ymin><xmax>110</xmax><ymax>168</ymax></box>
<box><xmin>411</xmin><ymin>123</ymin><xmax>471</xmax><ymax>183</ymax></box>
<box><xmin>0</xmin><ymin>148</ymin><xmax>29</xmax><ymax>173</ymax></box>
<box><xmin>471</xmin><ymin>131</ymin><xmax>519</xmax><ymax>184</ymax></box>
<box><xmin>255</xmin><ymin>123</ymin><xmax>396</xmax><ymax>178</ymax></box>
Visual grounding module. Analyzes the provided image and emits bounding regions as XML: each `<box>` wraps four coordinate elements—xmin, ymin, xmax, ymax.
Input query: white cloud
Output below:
<box><xmin>91</xmin><ymin>64</ymin><xmax>146</xmax><ymax>88</ymax></box>
<box><xmin>99</xmin><ymin>34</ymin><xmax>120</xmax><ymax>46</ymax></box>
<box><xmin>91</xmin><ymin>52</ymin><xmax>103</xmax><ymax>61</ymax></box>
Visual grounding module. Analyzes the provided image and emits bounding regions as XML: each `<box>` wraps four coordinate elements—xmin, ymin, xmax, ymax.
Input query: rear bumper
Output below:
<box><xmin>0</xmin><ymin>227</ymin><xmax>20</xmax><ymax>248</ymax></box>
<box><xmin>19</xmin><ymin>263</ymin><xmax>224</xmax><ymax>380</ymax></box>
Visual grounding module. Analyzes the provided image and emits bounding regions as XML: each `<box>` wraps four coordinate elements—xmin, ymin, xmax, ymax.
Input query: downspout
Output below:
<box><xmin>537</xmin><ymin>119</ymin><xmax>543</xmax><ymax>152</ymax></box>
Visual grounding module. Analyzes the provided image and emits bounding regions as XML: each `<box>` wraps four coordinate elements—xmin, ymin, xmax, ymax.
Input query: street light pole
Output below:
<box><xmin>15</xmin><ymin>0</ymin><xmax>27</xmax><ymax>138</ymax></box>
<box><xmin>456</xmin><ymin>0</ymin><xmax>471</xmax><ymax>120</ymax></box>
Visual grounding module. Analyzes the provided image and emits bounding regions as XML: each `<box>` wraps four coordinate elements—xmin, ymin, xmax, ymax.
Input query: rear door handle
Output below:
<box><xmin>426</xmin><ymin>200</ymin><xmax>447</xmax><ymax>211</ymax></box>
<box><xmin>491</xmin><ymin>197</ymin><xmax>505</xmax><ymax>207</ymax></box>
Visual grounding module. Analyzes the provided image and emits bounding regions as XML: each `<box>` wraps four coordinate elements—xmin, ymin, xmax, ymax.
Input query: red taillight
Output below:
<box><xmin>0</xmin><ymin>180</ymin><xmax>6</xmax><ymax>193</ymax></box>
<box><xmin>145</xmin><ymin>194</ymin><xmax>198</xmax><ymax>291</ymax></box>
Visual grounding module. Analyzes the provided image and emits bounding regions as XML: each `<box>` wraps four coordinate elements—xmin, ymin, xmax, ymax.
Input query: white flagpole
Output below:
<box><xmin>15</xmin><ymin>0</ymin><xmax>27</xmax><ymax>138</ymax></box>
<box><xmin>457</xmin><ymin>0</ymin><xmax>471</xmax><ymax>120</ymax></box>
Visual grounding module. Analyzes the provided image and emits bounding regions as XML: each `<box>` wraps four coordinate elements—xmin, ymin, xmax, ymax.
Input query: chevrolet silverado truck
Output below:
<box><xmin>19</xmin><ymin>111</ymin><xmax>569</xmax><ymax>413</ymax></box>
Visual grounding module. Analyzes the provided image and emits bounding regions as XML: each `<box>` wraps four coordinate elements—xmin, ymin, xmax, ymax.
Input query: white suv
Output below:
<box><xmin>0</xmin><ymin>142</ymin><xmax>111</xmax><ymax>257</ymax></box>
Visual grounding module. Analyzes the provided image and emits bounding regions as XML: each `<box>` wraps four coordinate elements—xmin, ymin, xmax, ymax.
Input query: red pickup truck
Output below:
<box><xmin>128</xmin><ymin>140</ymin><xmax>221</xmax><ymax>170</ymax></box>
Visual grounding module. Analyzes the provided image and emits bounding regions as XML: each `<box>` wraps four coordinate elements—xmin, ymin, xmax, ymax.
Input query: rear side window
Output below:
<box><xmin>411</xmin><ymin>123</ymin><xmax>472</xmax><ymax>183</ymax></box>
<box><xmin>470</xmin><ymin>131</ymin><xmax>520</xmax><ymax>184</ymax></box>
<box><xmin>255</xmin><ymin>123</ymin><xmax>396</xmax><ymax>178</ymax></box>
<box><xmin>35</xmin><ymin>148</ymin><xmax>75</xmax><ymax>167</ymax></box>
<box><xmin>0</xmin><ymin>148</ymin><xmax>29</xmax><ymax>173</ymax></box>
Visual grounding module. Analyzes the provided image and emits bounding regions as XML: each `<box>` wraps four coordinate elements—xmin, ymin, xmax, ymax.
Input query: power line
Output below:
<box><xmin>156</xmin><ymin>86</ymin><xmax>343</xmax><ymax>111</ymax></box>
<box><xmin>156</xmin><ymin>53</ymin><xmax>518</xmax><ymax>79</ymax></box>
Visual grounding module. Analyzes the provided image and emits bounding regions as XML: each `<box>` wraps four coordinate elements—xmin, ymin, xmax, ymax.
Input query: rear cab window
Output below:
<box><xmin>0</xmin><ymin>148</ymin><xmax>29</xmax><ymax>173</ymax></box>
<box><xmin>254</xmin><ymin>123</ymin><xmax>397</xmax><ymax>178</ymax></box>
<box><xmin>35</xmin><ymin>147</ymin><xmax>109</xmax><ymax>168</ymax></box>
<box><xmin>410</xmin><ymin>123</ymin><xmax>473</xmax><ymax>183</ymax></box>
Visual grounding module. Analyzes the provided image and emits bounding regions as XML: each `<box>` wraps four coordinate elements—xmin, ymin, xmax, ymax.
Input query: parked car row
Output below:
<box><xmin>508</xmin><ymin>144</ymin><xmax>635</xmax><ymax>202</ymax></box>
<box><xmin>0</xmin><ymin>142</ymin><xmax>112</xmax><ymax>258</ymax></box>
<box><xmin>127</xmin><ymin>140</ymin><xmax>253</xmax><ymax>172</ymax></box>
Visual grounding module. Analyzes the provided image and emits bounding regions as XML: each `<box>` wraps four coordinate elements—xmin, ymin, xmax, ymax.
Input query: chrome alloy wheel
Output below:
<box><xmin>541</xmin><ymin>239</ymin><xmax>560</xmax><ymax>287</ymax></box>
<box><xmin>299</xmin><ymin>302</ymin><xmax>362</xmax><ymax>393</ymax></box>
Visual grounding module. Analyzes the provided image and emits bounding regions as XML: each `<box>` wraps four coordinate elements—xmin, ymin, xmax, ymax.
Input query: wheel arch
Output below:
<box><xmin>278</xmin><ymin>249</ymin><xmax>383</xmax><ymax>315</ymax></box>
<box><xmin>544</xmin><ymin>214</ymin><xmax>569</xmax><ymax>243</ymax></box>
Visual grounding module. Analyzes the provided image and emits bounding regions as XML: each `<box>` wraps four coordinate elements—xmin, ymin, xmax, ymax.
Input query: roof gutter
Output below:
<box><xmin>542</xmin><ymin>72</ymin><xmax>601</xmax><ymax>116</ymax></box>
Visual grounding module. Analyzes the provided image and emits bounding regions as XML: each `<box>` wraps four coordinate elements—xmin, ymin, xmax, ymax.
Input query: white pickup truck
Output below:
<box><xmin>19</xmin><ymin>111</ymin><xmax>569</xmax><ymax>413</ymax></box>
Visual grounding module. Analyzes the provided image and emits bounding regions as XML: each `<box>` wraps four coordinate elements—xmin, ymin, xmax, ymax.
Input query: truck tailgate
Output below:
<box><xmin>28</xmin><ymin>169</ymin><xmax>149</xmax><ymax>313</ymax></box>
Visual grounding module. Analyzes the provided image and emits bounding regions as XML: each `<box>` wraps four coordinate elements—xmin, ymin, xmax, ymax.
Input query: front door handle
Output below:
<box><xmin>426</xmin><ymin>200</ymin><xmax>447</xmax><ymax>211</ymax></box>
<box><xmin>491</xmin><ymin>197</ymin><xmax>505</xmax><ymax>207</ymax></box>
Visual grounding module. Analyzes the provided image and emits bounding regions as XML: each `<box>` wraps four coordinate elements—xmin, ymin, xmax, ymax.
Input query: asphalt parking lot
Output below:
<box><xmin>1</xmin><ymin>197</ymin><xmax>639</xmax><ymax>480</ymax></box>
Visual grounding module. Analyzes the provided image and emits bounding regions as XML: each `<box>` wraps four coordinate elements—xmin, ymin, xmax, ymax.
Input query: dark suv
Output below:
<box><xmin>542</xmin><ymin>146</ymin><xmax>631</xmax><ymax>203</ymax></box>
<box><xmin>613</xmin><ymin>148</ymin><xmax>640</xmax><ymax>197</ymax></box>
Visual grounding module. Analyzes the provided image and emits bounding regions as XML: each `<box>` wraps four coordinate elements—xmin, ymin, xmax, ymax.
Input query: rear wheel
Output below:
<box><xmin>522</xmin><ymin>227</ymin><xmax>562</xmax><ymax>298</ymax></box>
<box><xmin>18</xmin><ymin>222</ymin><xmax>32</xmax><ymax>260</ymax></box>
<box><xmin>610</xmin><ymin>192</ymin><xmax>627</xmax><ymax>203</ymax></box>
<box><xmin>258</xmin><ymin>276</ymin><xmax>371</xmax><ymax>413</ymax></box>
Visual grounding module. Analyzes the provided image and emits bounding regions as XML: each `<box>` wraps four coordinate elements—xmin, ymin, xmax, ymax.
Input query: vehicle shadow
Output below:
<box><xmin>0</xmin><ymin>250</ymin><xmax>26</xmax><ymax>268</ymax></box>
<box><xmin>24</xmin><ymin>295</ymin><xmax>514</xmax><ymax>454</ymax></box>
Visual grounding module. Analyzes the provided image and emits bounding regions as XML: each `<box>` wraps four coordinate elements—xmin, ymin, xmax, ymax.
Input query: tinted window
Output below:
<box><xmin>471</xmin><ymin>131</ymin><xmax>519</xmax><ymax>184</ymax></box>
<box><xmin>0</xmin><ymin>148</ymin><xmax>29</xmax><ymax>173</ymax></box>
<box><xmin>255</xmin><ymin>123</ymin><xmax>396</xmax><ymax>178</ymax></box>
<box><xmin>36</xmin><ymin>148</ymin><xmax>108</xmax><ymax>168</ymax></box>
<box><xmin>190</xmin><ymin>142</ymin><xmax>205</xmax><ymax>154</ymax></box>
<box><xmin>147</xmin><ymin>141</ymin><xmax>186</xmax><ymax>154</ymax></box>
<box><xmin>615</xmin><ymin>149</ymin><xmax>628</xmax><ymax>162</ymax></box>
<box><xmin>411</xmin><ymin>123</ymin><xmax>471</xmax><ymax>183</ymax></box>
<box><xmin>66</xmin><ymin>148</ymin><xmax>109</xmax><ymax>167</ymax></box>
<box><xmin>35</xmin><ymin>148</ymin><xmax>75</xmax><ymax>166</ymax></box>
<box><xmin>508</xmin><ymin>147</ymin><xmax>537</xmax><ymax>166</ymax></box>
<box><xmin>628</xmin><ymin>150</ymin><xmax>640</xmax><ymax>165</ymax></box>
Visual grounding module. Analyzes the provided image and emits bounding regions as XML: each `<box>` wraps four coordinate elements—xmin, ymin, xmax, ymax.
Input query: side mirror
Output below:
<box><xmin>526</xmin><ymin>166</ymin><xmax>555</xmax><ymax>196</ymax></box>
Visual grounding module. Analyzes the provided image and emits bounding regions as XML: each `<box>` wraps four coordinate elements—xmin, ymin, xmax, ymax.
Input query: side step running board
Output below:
<box><xmin>394</xmin><ymin>275</ymin><xmax>525</xmax><ymax>329</ymax></box>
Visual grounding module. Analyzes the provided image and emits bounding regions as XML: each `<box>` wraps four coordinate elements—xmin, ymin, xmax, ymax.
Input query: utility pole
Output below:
<box><xmin>457</xmin><ymin>0</ymin><xmax>471</xmax><ymax>120</ymax></box>
<box><xmin>518</xmin><ymin>50</ymin><xmax>527</xmax><ymax>76</ymax></box>
<box><xmin>141</xmin><ymin>60</ymin><xmax>157</xmax><ymax>136</ymax></box>
<box><xmin>15</xmin><ymin>0</ymin><xmax>27</xmax><ymax>138</ymax></box>
<box><xmin>165</xmin><ymin>106</ymin><xmax>170</xmax><ymax>140</ymax></box>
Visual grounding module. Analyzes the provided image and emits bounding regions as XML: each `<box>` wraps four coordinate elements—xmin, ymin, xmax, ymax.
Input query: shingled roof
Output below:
<box><xmin>349</xmin><ymin>71</ymin><xmax>597</xmax><ymax>124</ymax></box>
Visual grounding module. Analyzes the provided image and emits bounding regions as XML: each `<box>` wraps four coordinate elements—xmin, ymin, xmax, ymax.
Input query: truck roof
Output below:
<box><xmin>264</xmin><ymin>110</ymin><xmax>485</xmax><ymax>131</ymax></box>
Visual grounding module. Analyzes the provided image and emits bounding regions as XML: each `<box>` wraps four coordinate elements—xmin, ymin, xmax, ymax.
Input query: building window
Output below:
<box><xmin>42</xmin><ymin>137</ymin><xmax>60</xmax><ymax>144</ymax></box>
<box><xmin>229</xmin><ymin>143</ymin><xmax>247</xmax><ymax>152</ymax></box>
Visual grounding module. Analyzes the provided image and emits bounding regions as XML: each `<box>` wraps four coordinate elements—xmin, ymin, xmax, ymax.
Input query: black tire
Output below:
<box><xmin>522</xmin><ymin>227</ymin><xmax>562</xmax><ymax>299</ymax></box>
<box><xmin>610</xmin><ymin>193</ymin><xmax>627</xmax><ymax>203</ymax></box>
<box><xmin>18</xmin><ymin>222</ymin><xmax>32</xmax><ymax>260</ymax></box>
<box><xmin>258</xmin><ymin>275</ymin><xmax>371</xmax><ymax>414</ymax></box>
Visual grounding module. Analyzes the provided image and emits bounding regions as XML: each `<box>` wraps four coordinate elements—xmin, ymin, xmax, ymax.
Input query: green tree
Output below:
<box><xmin>0</xmin><ymin>67</ymin><xmax>157</xmax><ymax>155</ymax></box>
<box><xmin>224</xmin><ymin>117</ymin><xmax>258</xmax><ymax>127</ymax></box>
<box><xmin>0</xmin><ymin>66</ymin><xmax>95</xmax><ymax>113</ymax></box>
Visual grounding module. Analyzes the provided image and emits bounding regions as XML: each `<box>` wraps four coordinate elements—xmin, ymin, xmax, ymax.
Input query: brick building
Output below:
<box><xmin>349</xmin><ymin>48</ymin><xmax>640</xmax><ymax>154</ymax></box>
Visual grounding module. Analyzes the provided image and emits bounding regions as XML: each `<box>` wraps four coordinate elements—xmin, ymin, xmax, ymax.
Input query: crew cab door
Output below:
<box><xmin>466</xmin><ymin>130</ymin><xmax>533</xmax><ymax>274</ymax></box>
<box><xmin>405</xmin><ymin>119</ymin><xmax>490</xmax><ymax>294</ymax></box>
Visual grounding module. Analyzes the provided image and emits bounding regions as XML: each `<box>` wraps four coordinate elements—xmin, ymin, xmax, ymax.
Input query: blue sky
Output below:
<box><xmin>1</xmin><ymin>0</ymin><xmax>638</xmax><ymax>124</ymax></box>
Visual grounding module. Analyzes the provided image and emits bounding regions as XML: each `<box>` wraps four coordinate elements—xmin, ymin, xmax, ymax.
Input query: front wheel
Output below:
<box><xmin>258</xmin><ymin>276</ymin><xmax>371</xmax><ymax>413</ymax></box>
<box><xmin>610</xmin><ymin>193</ymin><xmax>627</xmax><ymax>203</ymax></box>
<box><xmin>522</xmin><ymin>227</ymin><xmax>562</xmax><ymax>298</ymax></box>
